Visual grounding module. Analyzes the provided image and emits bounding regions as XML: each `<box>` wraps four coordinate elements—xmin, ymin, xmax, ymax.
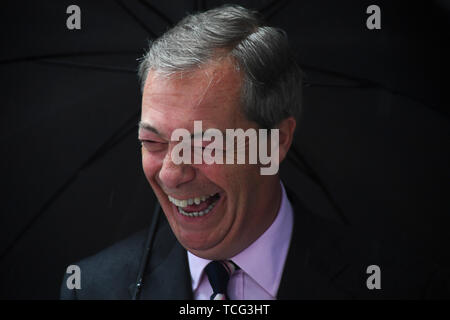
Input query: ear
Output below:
<box><xmin>277</xmin><ymin>116</ymin><xmax>296</xmax><ymax>164</ymax></box>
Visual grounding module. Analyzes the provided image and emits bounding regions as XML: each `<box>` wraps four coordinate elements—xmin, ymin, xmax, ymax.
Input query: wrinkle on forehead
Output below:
<box><xmin>194</xmin><ymin>65</ymin><xmax>228</xmax><ymax>108</ymax></box>
<box><xmin>144</xmin><ymin>56</ymin><xmax>241</xmax><ymax>104</ymax></box>
<box><xmin>141</xmin><ymin>57</ymin><xmax>245</xmax><ymax>131</ymax></box>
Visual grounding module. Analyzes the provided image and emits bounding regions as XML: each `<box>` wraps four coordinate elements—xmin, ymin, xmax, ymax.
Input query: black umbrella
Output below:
<box><xmin>1</xmin><ymin>0</ymin><xmax>449</xmax><ymax>299</ymax></box>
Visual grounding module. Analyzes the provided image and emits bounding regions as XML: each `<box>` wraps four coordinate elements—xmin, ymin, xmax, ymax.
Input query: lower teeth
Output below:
<box><xmin>178</xmin><ymin>199</ymin><xmax>218</xmax><ymax>217</ymax></box>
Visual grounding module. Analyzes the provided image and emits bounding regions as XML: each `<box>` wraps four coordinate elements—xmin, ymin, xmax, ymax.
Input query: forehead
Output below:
<box><xmin>141</xmin><ymin>59</ymin><xmax>244</xmax><ymax>134</ymax></box>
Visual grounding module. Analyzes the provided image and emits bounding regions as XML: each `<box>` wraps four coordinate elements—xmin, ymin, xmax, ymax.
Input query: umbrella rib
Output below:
<box><xmin>300</xmin><ymin>64</ymin><xmax>448</xmax><ymax>117</ymax></box>
<box><xmin>260</xmin><ymin>0</ymin><xmax>293</xmax><ymax>21</ymax></box>
<box><xmin>139</xmin><ymin>0</ymin><xmax>174</xmax><ymax>26</ymax></box>
<box><xmin>36</xmin><ymin>59</ymin><xmax>137</xmax><ymax>74</ymax></box>
<box><xmin>132</xmin><ymin>201</ymin><xmax>160</xmax><ymax>300</ymax></box>
<box><xmin>0</xmin><ymin>111</ymin><xmax>140</xmax><ymax>262</ymax></box>
<box><xmin>193</xmin><ymin>0</ymin><xmax>207</xmax><ymax>11</ymax></box>
<box><xmin>303</xmin><ymin>81</ymin><xmax>367</xmax><ymax>88</ymax></box>
<box><xmin>301</xmin><ymin>64</ymin><xmax>385</xmax><ymax>88</ymax></box>
<box><xmin>288</xmin><ymin>145</ymin><xmax>351</xmax><ymax>226</ymax></box>
<box><xmin>115</xmin><ymin>0</ymin><xmax>157</xmax><ymax>38</ymax></box>
<box><xmin>0</xmin><ymin>51</ymin><xmax>141</xmax><ymax>65</ymax></box>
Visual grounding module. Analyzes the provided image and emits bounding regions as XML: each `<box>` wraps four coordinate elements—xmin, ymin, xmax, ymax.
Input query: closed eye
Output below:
<box><xmin>140</xmin><ymin>139</ymin><xmax>167</xmax><ymax>152</ymax></box>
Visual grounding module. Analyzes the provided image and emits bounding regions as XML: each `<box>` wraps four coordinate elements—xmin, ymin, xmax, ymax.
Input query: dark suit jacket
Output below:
<box><xmin>60</xmin><ymin>189</ymin><xmax>450</xmax><ymax>299</ymax></box>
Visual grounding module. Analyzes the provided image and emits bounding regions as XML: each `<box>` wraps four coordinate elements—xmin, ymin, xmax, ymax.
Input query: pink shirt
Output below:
<box><xmin>187</xmin><ymin>182</ymin><xmax>294</xmax><ymax>300</ymax></box>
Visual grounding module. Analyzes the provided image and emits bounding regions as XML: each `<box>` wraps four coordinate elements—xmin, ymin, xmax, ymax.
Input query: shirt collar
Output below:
<box><xmin>187</xmin><ymin>181</ymin><xmax>294</xmax><ymax>296</ymax></box>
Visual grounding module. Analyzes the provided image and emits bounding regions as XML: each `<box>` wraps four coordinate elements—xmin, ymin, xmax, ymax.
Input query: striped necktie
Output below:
<box><xmin>205</xmin><ymin>260</ymin><xmax>239</xmax><ymax>300</ymax></box>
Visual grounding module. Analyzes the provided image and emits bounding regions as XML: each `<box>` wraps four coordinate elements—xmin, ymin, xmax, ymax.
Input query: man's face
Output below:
<box><xmin>139</xmin><ymin>59</ymin><xmax>280</xmax><ymax>260</ymax></box>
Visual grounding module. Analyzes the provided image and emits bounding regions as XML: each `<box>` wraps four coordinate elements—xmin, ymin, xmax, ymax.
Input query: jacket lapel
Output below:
<box><xmin>128</xmin><ymin>211</ymin><xmax>193</xmax><ymax>300</ymax></box>
<box><xmin>278</xmin><ymin>187</ymin><xmax>354</xmax><ymax>299</ymax></box>
<box><xmin>137</xmin><ymin>240</ymin><xmax>193</xmax><ymax>299</ymax></box>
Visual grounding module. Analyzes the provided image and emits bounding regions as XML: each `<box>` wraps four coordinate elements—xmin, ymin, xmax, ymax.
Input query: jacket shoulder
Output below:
<box><xmin>284</xmin><ymin>187</ymin><xmax>450</xmax><ymax>299</ymax></box>
<box><xmin>60</xmin><ymin>229</ymin><xmax>147</xmax><ymax>300</ymax></box>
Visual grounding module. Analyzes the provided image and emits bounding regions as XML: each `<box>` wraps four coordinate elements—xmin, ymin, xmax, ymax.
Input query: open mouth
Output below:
<box><xmin>168</xmin><ymin>193</ymin><xmax>221</xmax><ymax>218</ymax></box>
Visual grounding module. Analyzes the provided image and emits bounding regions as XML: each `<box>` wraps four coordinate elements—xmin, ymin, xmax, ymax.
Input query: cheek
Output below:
<box><xmin>141</xmin><ymin>151</ymin><xmax>162</xmax><ymax>182</ymax></box>
<box><xmin>223</xmin><ymin>164</ymin><xmax>262</xmax><ymax>198</ymax></box>
<box><xmin>197</xmin><ymin>163</ymin><xmax>252</xmax><ymax>192</ymax></box>
<box><xmin>194</xmin><ymin>163</ymin><xmax>228</xmax><ymax>184</ymax></box>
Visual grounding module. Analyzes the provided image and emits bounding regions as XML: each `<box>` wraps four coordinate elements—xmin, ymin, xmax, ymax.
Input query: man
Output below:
<box><xmin>61</xmin><ymin>5</ymin><xmax>449</xmax><ymax>300</ymax></box>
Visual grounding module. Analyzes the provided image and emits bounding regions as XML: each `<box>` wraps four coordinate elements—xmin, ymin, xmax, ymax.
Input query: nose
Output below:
<box><xmin>158</xmin><ymin>150</ymin><xmax>195</xmax><ymax>189</ymax></box>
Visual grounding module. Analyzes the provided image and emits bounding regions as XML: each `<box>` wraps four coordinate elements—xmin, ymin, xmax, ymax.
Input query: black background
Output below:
<box><xmin>1</xmin><ymin>0</ymin><xmax>449</xmax><ymax>299</ymax></box>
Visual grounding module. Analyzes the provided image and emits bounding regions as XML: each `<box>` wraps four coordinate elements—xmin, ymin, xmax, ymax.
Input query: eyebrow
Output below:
<box><xmin>138</xmin><ymin>121</ymin><xmax>161</xmax><ymax>135</ymax></box>
<box><xmin>138</xmin><ymin>121</ymin><xmax>223</xmax><ymax>141</ymax></box>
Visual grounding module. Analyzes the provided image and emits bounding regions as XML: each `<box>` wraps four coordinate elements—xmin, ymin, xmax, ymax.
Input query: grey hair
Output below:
<box><xmin>138</xmin><ymin>4</ymin><xmax>302</xmax><ymax>129</ymax></box>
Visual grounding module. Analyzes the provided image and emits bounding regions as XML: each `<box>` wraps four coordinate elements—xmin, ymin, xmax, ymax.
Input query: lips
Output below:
<box><xmin>168</xmin><ymin>193</ymin><xmax>221</xmax><ymax>217</ymax></box>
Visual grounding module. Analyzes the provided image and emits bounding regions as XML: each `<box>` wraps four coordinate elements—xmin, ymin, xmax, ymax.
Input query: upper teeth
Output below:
<box><xmin>168</xmin><ymin>194</ymin><xmax>216</xmax><ymax>208</ymax></box>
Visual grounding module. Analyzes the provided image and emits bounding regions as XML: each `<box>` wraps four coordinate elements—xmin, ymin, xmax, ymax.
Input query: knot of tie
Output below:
<box><xmin>204</xmin><ymin>260</ymin><xmax>239</xmax><ymax>300</ymax></box>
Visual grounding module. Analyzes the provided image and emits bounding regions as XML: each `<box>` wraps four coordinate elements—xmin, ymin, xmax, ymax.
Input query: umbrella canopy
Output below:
<box><xmin>1</xmin><ymin>0</ymin><xmax>449</xmax><ymax>299</ymax></box>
